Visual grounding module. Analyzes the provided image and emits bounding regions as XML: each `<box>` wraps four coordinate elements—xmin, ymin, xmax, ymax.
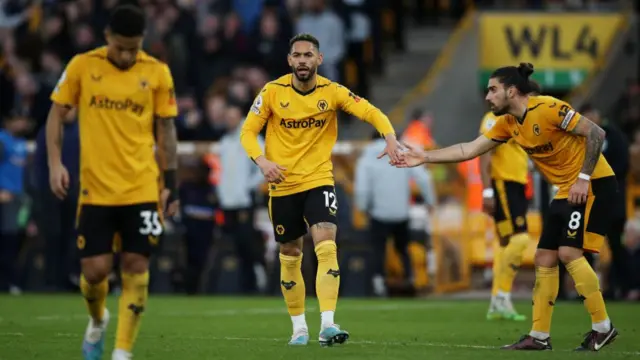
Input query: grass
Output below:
<box><xmin>0</xmin><ymin>295</ymin><xmax>638</xmax><ymax>359</ymax></box>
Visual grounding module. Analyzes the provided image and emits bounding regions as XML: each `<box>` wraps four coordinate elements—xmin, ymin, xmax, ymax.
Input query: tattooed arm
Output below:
<box><xmin>156</xmin><ymin>116</ymin><xmax>179</xmax><ymax>213</ymax></box>
<box><xmin>156</xmin><ymin>117</ymin><xmax>178</xmax><ymax>171</ymax></box>
<box><xmin>570</xmin><ymin>117</ymin><xmax>605</xmax><ymax>176</ymax></box>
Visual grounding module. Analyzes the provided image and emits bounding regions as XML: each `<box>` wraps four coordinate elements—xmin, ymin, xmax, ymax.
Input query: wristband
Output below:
<box><xmin>482</xmin><ymin>188</ymin><xmax>494</xmax><ymax>198</ymax></box>
<box><xmin>163</xmin><ymin>170</ymin><xmax>177</xmax><ymax>202</ymax></box>
<box><xmin>578</xmin><ymin>173</ymin><xmax>591</xmax><ymax>181</ymax></box>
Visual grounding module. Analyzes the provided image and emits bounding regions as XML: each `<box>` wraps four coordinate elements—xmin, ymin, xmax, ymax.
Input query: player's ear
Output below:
<box><xmin>287</xmin><ymin>52</ymin><xmax>293</xmax><ymax>67</ymax></box>
<box><xmin>317</xmin><ymin>51</ymin><xmax>323</xmax><ymax>66</ymax></box>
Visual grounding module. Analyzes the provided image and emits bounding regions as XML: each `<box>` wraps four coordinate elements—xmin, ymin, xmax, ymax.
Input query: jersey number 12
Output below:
<box><xmin>323</xmin><ymin>191</ymin><xmax>338</xmax><ymax>210</ymax></box>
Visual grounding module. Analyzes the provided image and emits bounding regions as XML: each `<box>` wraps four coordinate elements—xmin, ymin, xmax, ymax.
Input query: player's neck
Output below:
<box><xmin>510</xmin><ymin>96</ymin><xmax>529</xmax><ymax>121</ymax></box>
<box><xmin>291</xmin><ymin>76</ymin><xmax>317</xmax><ymax>94</ymax></box>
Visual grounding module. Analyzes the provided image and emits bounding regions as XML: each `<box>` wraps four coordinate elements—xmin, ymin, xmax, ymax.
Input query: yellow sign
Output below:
<box><xmin>480</xmin><ymin>13</ymin><xmax>624</xmax><ymax>70</ymax></box>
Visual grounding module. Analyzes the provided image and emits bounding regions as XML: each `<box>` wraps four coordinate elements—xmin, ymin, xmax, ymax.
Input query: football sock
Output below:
<box><xmin>279</xmin><ymin>253</ymin><xmax>306</xmax><ymax>330</ymax></box>
<box><xmin>115</xmin><ymin>272</ymin><xmax>149</xmax><ymax>352</ymax></box>
<box><xmin>565</xmin><ymin>257</ymin><xmax>610</xmax><ymax>332</ymax></box>
<box><xmin>498</xmin><ymin>233</ymin><xmax>530</xmax><ymax>293</ymax></box>
<box><xmin>530</xmin><ymin>266</ymin><xmax>559</xmax><ymax>337</ymax></box>
<box><xmin>80</xmin><ymin>274</ymin><xmax>108</xmax><ymax>323</ymax></box>
<box><xmin>491</xmin><ymin>246</ymin><xmax>504</xmax><ymax>298</ymax></box>
<box><xmin>315</xmin><ymin>240</ymin><xmax>340</xmax><ymax>328</ymax></box>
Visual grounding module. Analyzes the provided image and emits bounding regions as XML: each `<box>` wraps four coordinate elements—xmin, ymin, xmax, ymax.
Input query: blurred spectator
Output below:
<box><xmin>33</xmin><ymin>111</ymin><xmax>80</xmax><ymax>292</ymax></box>
<box><xmin>252</xmin><ymin>10</ymin><xmax>289</xmax><ymax>79</ymax></box>
<box><xmin>296</xmin><ymin>0</ymin><xmax>345</xmax><ymax>81</ymax></box>
<box><xmin>216</xmin><ymin>103</ymin><xmax>266</xmax><ymax>294</ymax></box>
<box><xmin>0</xmin><ymin>114</ymin><xmax>29</xmax><ymax>294</ymax></box>
<box><xmin>179</xmin><ymin>156</ymin><xmax>217</xmax><ymax>295</ymax></box>
<box><xmin>355</xmin><ymin>130</ymin><xmax>437</xmax><ymax>297</ymax></box>
<box><xmin>402</xmin><ymin>109</ymin><xmax>437</xmax><ymax>149</ymax></box>
<box><xmin>580</xmin><ymin>104</ymin><xmax>630</xmax><ymax>299</ymax></box>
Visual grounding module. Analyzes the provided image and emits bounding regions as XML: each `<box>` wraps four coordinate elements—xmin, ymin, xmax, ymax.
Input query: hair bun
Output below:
<box><xmin>517</xmin><ymin>62</ymin><xmax>534</xmax><ymax>78</ymax></box>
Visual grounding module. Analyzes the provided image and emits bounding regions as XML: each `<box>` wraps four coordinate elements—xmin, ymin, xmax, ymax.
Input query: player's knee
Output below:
<box><xmin>310</xmin><ymin>222</ymin><xmax>337</xmax><ymax>245</ymax></box>
<box><xmin>558</xmin><ymin>246</ymin><xmax>583</xmax><ymax>265</ymax></box>
<box><xmin>120</xmin><ymin>252</ymin><xmax>150</xmax><ymax>274</ymax></box>
<box><xmin>534</xmin><ymin>249</ymin><xmax>558</xmax><ymax>268</ymax></box>
<box><xmin>80</xmin><ymin>255</ymin><xmax>112</xmax><ymax>283</ymax></box>
<box><xmin>280</xmin><ymin>242</ymin><xmax>302</xmax><ymax>257</ymax></box>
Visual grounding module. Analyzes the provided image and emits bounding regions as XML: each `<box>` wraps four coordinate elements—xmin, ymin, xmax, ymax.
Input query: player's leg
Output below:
<box><xmin>77</xmin><ymin>205</ymin><xmax>116</xmax><ymax>360</ymax></box>
<box><xmin>503</xmin><ymin>201</ymin><xmax>562</xmax><ymax>350</ymax></box>
<box><xmin>370</xmin><ymin>218</ymin><xmax>392</xmax><ymax>297</ymax></box>
<box><xmin>305</xmin><ymin>186</ymin><xmax>349</xmax><ymax>347</ymax></box>
<box><xmin>559</xmin><ymin>178</ymin><xmax>618</xmax><ymax>351</ymax></box>
<box><xmin>112</xmin><ymin>203</ymin><xmax>161</xmax><ymax>359</ymax></box>
<box><xmin>488</xmin><ymin>179</ymin><xmax>514</xmax><ymax>319</ymax></box>
<box><xmin>494</xmin><ymin>181</ymin><xmax>530</xmax><ymax>320</ymax></box>
<box><xmin>270</xmin><ymin>194</ymin><xmax>309</xmax><ymax>345</ymax></box>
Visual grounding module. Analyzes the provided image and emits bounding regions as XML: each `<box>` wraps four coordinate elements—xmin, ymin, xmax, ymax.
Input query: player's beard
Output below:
<box><xmin>292</xmin><ymin>65</ymin><xmax>316</xmax><ymax>82</ymax></box>
<box><xmin>491</xmin><ymin>95</ymin><xmax>510</xmax><ymax>116</ymax></box>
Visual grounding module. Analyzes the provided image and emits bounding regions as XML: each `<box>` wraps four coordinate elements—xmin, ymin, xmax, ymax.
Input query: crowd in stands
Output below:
<box><xmin>0</xmin><ymin>0</ymin><xmax>467</xmax><ymax>142</ymax></box>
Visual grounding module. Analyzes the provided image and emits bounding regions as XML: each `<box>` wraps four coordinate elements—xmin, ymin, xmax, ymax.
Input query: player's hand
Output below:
<box><xmin>50</xmin><ymin>163</ymin><xmax>70</xmax><ymax>200</ymax></box>
<box><xmin>568</xmin><ymin>178</ymin><xmax>589</xmax><ymax>205</ymax></box>
<box><xmin>256</xmin><ymin>156</ymin><xmax>286</xmax><ymax>184</ymax></box>
<box><xmin>161</xmin><ymin>189</ymin><xmax>180</xmax><ymax>217</ymax></box>
<box><xmin>377</xmin><ymin>134</ymin><xmax>404</xmax><ymax>165</ymax></box>
<box><xmin>482</xmin><ymin>197</ymin><xmax>495</xmax><ymax>215</ymax></box>
<box><xmin>392</xmin><ymin>142</ymin><xmax>426</xmax><ymax>168</ymax></box>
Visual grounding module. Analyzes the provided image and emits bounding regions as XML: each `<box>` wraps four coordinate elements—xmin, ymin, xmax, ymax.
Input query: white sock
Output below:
<box><xmin>112</xmin><ymin>349</ymin><xmax>132</xmax><ymax>360</ymax></box>
<box><xmin>497</xmin><ymin>291</ymin><xmax>511</xmax><ymax>302</ymax></box>
<box><xmin>321</xmin><ymin>311</ymin><xmax>334</xmax><ymax>329</ymax></box>
<box><xmin>529</xmin><ymin>331</ymin><xmax>550</xmax><ymax>340</ymax></box>
<box><xmin>592</xmin><ymin>318</ymin><xmax>611</xmax><ymax>333</ymax></box>
<box><xmin>291</xmin><ymin>314</ymin><xmax>307</xmax><ymax>332</ymax></box>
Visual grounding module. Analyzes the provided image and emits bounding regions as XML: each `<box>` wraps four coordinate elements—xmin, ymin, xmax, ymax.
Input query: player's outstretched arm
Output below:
<box><xmin>569</xmin><ymin>116</ymin><xmax>605</xmax><ymax>176</ymax></box>
<box><xmin>395</xmin><ymin>135</ymin><xmax>500</xmax><ymax>168</ymax></box>
<box><xmin>46</xmin><ymin>103</ymin><xmax>74</xmax><ymax>199</ymax></box>
<box><xmin>156</xmin><ymin>117</ymin><xmax>180</xmax><ymax>215</ymax></box>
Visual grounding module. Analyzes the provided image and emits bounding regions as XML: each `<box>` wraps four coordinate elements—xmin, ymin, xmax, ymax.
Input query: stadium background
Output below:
<box><xmin>0</xmin><ymin>0</ymin><xmax>639</xmax><ymax>301</ymax></box>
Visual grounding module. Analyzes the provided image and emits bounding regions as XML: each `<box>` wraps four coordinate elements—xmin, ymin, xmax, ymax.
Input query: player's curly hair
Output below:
<box><xmin>491</xmin><ymin>62</ymin><xmax>534</xmax><ymax>95</ymax></box>
<box><xmin>289</xmin><ymin>33</ymin><xmax>320</xmax><ymax>52</ymax></box>
<box><xmin>108</xmin><ymin>4</ymin><xmax>146</xmax><ymax>37</ymax></box>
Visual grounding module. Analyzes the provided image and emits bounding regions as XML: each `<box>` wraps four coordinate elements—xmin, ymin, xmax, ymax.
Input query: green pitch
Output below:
<box><xmin>1</xmin><ymin>295</ymin><xmax>638</xmax><ymax>359</ymax></box>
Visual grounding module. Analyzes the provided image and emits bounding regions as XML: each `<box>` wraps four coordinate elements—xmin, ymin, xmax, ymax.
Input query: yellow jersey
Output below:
<box><xmin>483</xmin><ymin>95</ymin><xmax>614</xmax><ymax>199</ymax></box>
<box><xmin>240</xmin><ymin>74</ymin><xmax>395</xmax><ymax>196</ymax></box>
<box><xmin>479</xmin><ymin>112</ymin><xmax>528</xmax><ymax>184</ymax></box>
<box><xmin>50</xmin><ymin>47</ymin><xmax>178</xmax><ymax>205</ymax></box>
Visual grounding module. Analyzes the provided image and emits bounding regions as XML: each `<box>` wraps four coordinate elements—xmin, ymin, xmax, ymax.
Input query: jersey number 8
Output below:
<box><xmin>568</xmin><ymin>211</ymin><xmax>582</xmax><ymax>231</ymax></box>
<box><xmin>139</xmin><ymin>210</ymin><xmax>163</xmax><ymax>236</ymax></box>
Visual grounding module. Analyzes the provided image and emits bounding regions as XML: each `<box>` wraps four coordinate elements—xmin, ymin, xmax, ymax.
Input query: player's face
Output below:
<box><xmin>288</xmin><ymin>41</ymin><xmax>323</xmax><ymax>82</ymax></box>
<box><xmin>105</xmin><ymin>31</ymin><xmax>143</xmax><ymax>69</ymax></box>
<box><xmin>485</xmin><ymin>78</ymin><xmax>513</xmax><ymax>116</ymax></box>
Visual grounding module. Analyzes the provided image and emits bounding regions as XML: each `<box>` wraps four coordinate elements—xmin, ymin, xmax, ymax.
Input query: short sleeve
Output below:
<box><xmin>51</xmin><ymin>55</ymin><xmax>83</xmax><ymax>106</ymax></box>
<box><xmin>248</xmin><ymin>85</ymin><xmax>273</xmax><ymax>121</ymax></box>
<box><xmin>479</xmin><ymin>113</ymin><xmax>497</xmax><ymax>135</ymax></box>
<box><xmin>482</xmin><ymin>116</ymin><xmax>511</xmax><ymax>143</ymax></box>
<box><xmin>154</xmin><ymin>64</ymin><xmax>178</xmax><ymax>118</ymax></box>
<box><xmin>547</xmin><ymin>100</ymin><xmax>582</xmax><ymax>132</ymax></box>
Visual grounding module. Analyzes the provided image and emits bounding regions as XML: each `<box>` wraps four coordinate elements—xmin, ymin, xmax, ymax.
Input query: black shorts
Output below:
<box><xmin>492</xmin><ymin>179</ymin><xmax>529</xmax><ymax>242</ymax></box>
<box><xmin>538</xmin><ymin>176</ymin><xmax>617</xmax><ymax>253</ymax></box>
<box><xmin>268</xmin><ymin>185</ymin><xmax>338</xmax><ymax>243</ymax></box>
<box><xmin>76</xmin><ymin>202</ymin><xmax>163</xmax><ymax>258</ymax></box>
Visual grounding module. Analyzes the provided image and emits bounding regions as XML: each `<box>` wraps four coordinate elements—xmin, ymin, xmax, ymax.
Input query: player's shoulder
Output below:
<box><xmin>528</xmin><ymin>95</ymin><xmax>569</xmax><ymax>112</ymax></box>
<box><xmin>265</xmin><ymin>74</ymin><xmax>293</xmax><ymax>90</ymax></box>
<box><xmin>136</xmin><ymin>51</ymin><xmax>170</xmax><ymax>72</ymax></box>
<box><xmin>68</xmin><ymin>46</ymin><xmax>108</xmax><ymax>67</ymax></box>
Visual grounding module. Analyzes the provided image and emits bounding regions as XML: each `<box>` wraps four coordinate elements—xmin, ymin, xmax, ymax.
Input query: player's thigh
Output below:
<box><xmin>268</xmin><ymin>193</ymin><xmax>307</xmax><ymax>244</ymax></box>
<box><xmin>76</xmin><ymin>204</ymin><xmax>117</xmax><ymax>258</ymax></box>
<box><xmin>303</xmin><ymin>186</ymin><xmax>338</xmax><ymax>242</ymax></box>
<box><xmin>565</xmin><ymin>176</ymin><xmax>618</xmax><ymax>253</ymax></box>
<box><xmin>116</xmin><ymin>202</ymin><xmax>163</xmax><ymax>257</ymax></box>
<box><xmin>492</xmin><ymin>180</ymin><xmax>524</xmax><ymax>245</ymax></box>
<box><xmin>537</xmin><ymin>200</ymin><xmax>566</xmax><ymax>252</ymax></box>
